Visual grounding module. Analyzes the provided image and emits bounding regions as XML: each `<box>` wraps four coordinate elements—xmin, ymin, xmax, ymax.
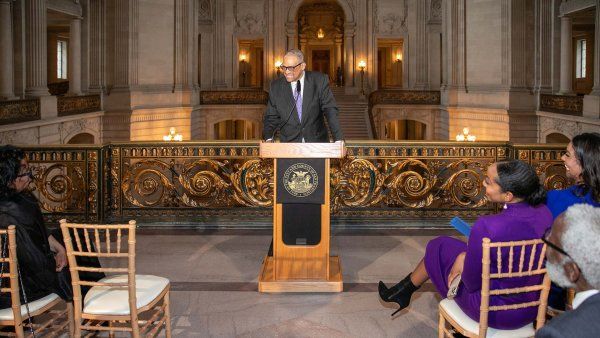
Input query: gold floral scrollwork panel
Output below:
<box><xmin>57</xmin><ymin>95</ymin><xmax>102</xmax><ymax>117</ymax></box>
<box><xmin>34</xmin><ymin>163</ymin><xmax>85</xmax><ymax>212</ymax></box>
<box><xmin>177</xmin><ymin>159</ymin><xmax>234</xmax><ymax>207</ymax></box>
<box><xmin>385</xmin><ymin>159</ymin><xmax>439</xmax><ymax>208</ymax></box>
<box><xmin>23</xmin><ymin>148</ymin><xmax>100</xmax><ymax>224</ymax></box>
<box><xmin>331</xmin><ymin>158</ymin><xmax>490</xmax><ymax>213</ymax></box>
<box><xmin>230</xmin><ymin>159</ymin><xmax>274</xmax><ymax>207</ymax></box>
<box><xmin>438</xmin><ymin>160</ymin><xmax>488</xmax><ymax>208</ymax></box>
<box><xmin>539</xmin><ymin>94</ymin><xmax>583</xmax><ymax>115</ymax></box>
<box><xmin>121</xmin><ymin>157</ymin><xmax>272</xmax><ymax>209</ymax></box>
<box><xmin>0</xmin><ymin>99</ymin><xmax>40</xmax><ymax>125</ymax></box>
<box><xmin>331</xmin><ymin>158</ymin><xmax>386</xmax><ymax>211</ymax></box>
<box><xmin>199</xmin><ymin>90</ymin><xmax>269</xmax><ymax>105</ymax></box>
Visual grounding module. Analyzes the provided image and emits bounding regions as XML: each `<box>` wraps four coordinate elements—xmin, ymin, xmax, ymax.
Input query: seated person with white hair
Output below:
<box><xmin>536</xmin><ymin>204</ymin><xmax>600</xmax><ymax>338</ymax></box>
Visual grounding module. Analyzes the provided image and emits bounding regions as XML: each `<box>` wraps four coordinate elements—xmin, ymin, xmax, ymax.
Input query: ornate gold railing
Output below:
<box><xmin>57</xmin><ymin>95</ymin><xmax>102</xmax><ymax>116</ymax></box>
<box><xmin>0</xmin><ymin>99</ymin><xmax>40</xmax><ymax>125</ymax></box>
<box><xmin>48</xmin><ymin>81</ymin><xmax>69</xmax><ymax>96</ymax></box>
<box><xmin>24</xmin><ymin>146</ymin><xmax>102</xmax><ymax>224</ymax></box>
<box><xmin>21</xmin><ymin>141</ymin><xmax>567</xmax><ymax>226</ymax></box>
<box><xmin>369</xmin><ymin>90</ymin><xmax>441</xmax><ymax>106</ymax></box>
<box><xmin>199</xmin><ymin>90</ymin><xmax>269</xmax><ymax>105</ymax></box>
<box><xmin>539</xmin><ymin>94</ymin><xmax>583</xmax><ymax>115</ymax></box>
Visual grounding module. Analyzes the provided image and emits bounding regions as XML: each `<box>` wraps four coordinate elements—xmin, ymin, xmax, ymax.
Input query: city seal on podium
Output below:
<box><xmin>283</xmin><ymin>163</ymin><xmax>319</xmax><ymax>197</ymax></box>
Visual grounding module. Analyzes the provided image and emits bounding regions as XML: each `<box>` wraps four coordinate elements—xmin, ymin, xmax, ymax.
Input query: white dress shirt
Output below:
<box><xmin>572</xmin><ymin>289</ymin><xmax>599</xmax><ymax>309</ymax></box>
<box><xmin>289</xmin><ymin>72</ymin><xmax>305</xmax><ymax>99</ymax></box>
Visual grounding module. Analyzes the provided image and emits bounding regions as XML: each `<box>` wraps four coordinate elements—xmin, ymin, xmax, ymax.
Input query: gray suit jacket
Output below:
<box><xmin>262</xmin><ymin>71</ymin><xmax>344</xmax><ymax>142</ymax></box>
<box><xmin>536</xmin><ymin>293</ymin><xmax>600</xmax><ymax>338</ymax></box>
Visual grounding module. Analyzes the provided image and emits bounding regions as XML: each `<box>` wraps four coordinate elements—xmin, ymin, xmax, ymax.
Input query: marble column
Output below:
<box><xmin>534</xmin><ymin>0</ymin><xmax>552</xmax><ymax>93</ymax></box>
<box><xmin>344</xmin><ymin>24</ymin><xmax>355</xmax><ymax>90</ymax></box>
<box><xmin>559</xmin><ymin>15</ymin><xmax>573</xmax><ymax>94</ymax></box>
<box><xmin>0</xmin><ymin>0</ymin><xmax>15</xmax><ymax>99</ymax></box>
<box><xmin>286</xmin><ymin>22</ymin><xmax>297</xmax><ymax>50</ymax></box>
<box><xmin>175</xmin><ymin>0</ymin><xmax>194</xmax><ymax>89</ymax></box>
<box><xmin>414</xmin><ymin>0</ymin><xmax>428</xmax><ymax>89</ymax></box>
<box><xmin>582</xmin><ymin>1</ymin><xmax>600</xmax><ymax>117</ymax></box>
<box><xmin>299</xmin><ymin>35</ymin><xmax>307</xmax><ymax>56</ymax></box>
<box><xmin>25</xmin><ymin>0</ymin><xmax>49</xmax><ymax>97</ymax></box>
<box><xmin>334</xmin><ymin>36</ymin><xmax>343</xmax><ymax>69</ymax></box>
<box><xmin>68</xmin><ymin>18</ymin><xmax>82</xmax><ymax>95</ymax></box>
<box><xmin>589</xmin><ymin>2</ymin><xmax>600</xmax><ymax>96</ymax></box>
<box><xmin>88</xmin><ymin>0</ymin><xmax>105</xmax><ymax>93</ymax></box>
<box><xmin>212</xmin><ymin>0</ymin><xmax>228</xmax><ymax>87</ymax></box>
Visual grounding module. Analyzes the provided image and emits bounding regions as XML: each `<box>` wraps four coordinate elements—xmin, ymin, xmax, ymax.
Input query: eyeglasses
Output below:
<box><xmin>16</xmin><ymin>170</ymin><xmax>33</xmax><ymax>180</ymax></box>
<box><xmin>541</xmin><ymin>227</ymin><xmax>570</xmax><ymax>258</ymax></box>
<box><xmin>279</xmin><ymin>62</ymin><xmax>304</xmax><ymax>72</ymax></box>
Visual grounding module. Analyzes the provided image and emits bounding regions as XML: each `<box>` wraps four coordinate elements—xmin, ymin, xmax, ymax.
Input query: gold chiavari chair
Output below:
<box><xmin>60</xmin><ymin>220</ymin><xmax>171</xmax><ymax>338</ymax></box>
<box><xmin>0</xmin><ymin>225</ymin><xmax>73</xmax><ymax>337</ymax></box>
<box><xmin>438</xmin><ymin>238</ymin><xmax>551</xmax><ymax>338</ymax></box>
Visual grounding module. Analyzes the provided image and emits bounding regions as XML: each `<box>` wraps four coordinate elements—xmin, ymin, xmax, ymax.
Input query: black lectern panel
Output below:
<box><xmin>276</xmin><ymin>158</ymin><xmax>325</xmax><ymax>204</ymax></box>
<box><xmin>282</xmin><ymin>203</ymin><xmax>321</xmax><ymax>246</ymax></box>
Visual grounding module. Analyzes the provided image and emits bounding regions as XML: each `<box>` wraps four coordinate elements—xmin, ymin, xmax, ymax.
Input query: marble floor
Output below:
<box><xmin>126</xmin><ymin>228</ymin><xmax>461</xmax><ymax>338</ymax></box>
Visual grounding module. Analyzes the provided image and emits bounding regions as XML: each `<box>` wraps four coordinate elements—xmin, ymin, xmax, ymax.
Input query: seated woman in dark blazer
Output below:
<box><xmin>378</xmin><ymin>160</ymin><xmax>552</xmax><ymax>330</ymax></box>
<box><xmin>0</xmin><ymin>145</ymin><xmax>103</xmax><ymax>309</ymax></box>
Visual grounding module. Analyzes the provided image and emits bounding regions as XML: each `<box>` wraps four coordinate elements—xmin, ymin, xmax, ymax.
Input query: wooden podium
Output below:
<box><xmin>258</xmin><ymin>141</ymin><xmax>345</xmax><ymax>293</ymax></box>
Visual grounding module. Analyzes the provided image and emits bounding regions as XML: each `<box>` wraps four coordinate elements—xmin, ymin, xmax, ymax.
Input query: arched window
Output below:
<box><xmin>384</xmin><ymin>120</ymin><xmax>427</xmax><ymax>140</ymax></box>
<box><xmin>213</xmin><ymin>120</ymin><xmax>258</xmax><ymax>140</ymax></box>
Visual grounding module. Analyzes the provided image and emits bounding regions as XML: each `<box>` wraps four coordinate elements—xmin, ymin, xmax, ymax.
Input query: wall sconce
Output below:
<box><xmin>358</xmin><ymin>60</ymin><xmax>366</xmax><ymax>95</ymax></box>
<box><xmin>317</xmin><ymin>28</ymin><xmax>325</xmax><ymax>39</ymax></box>
<box><xmin>395</xmin><ymin>53</ymin><xmax>403</xmax><ymax>62</ymax></box>
<box><xmin>163</xmin><ymin>127</ymin><xmax>183</xmax><ymax>142</ymax></box>
<box><xmin>239</xmin><ymin>53</ymin><xmax>248</xmax><ymax>87</ymax></box>
<box><xmin>275</xmin><ymin>60</ymin><xmax>282</xmax><ymax>77</ymax></box>
<box><xmin>456</xmin><ymin>127</ymin><xmax>476</xmax><ymax>142</ymax></box>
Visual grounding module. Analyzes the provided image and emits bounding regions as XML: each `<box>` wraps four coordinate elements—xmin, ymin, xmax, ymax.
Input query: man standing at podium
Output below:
<box><xmin>263</xmin><ymin>49</ymin><xmax>344</xmax><ymax>143</ymax></box>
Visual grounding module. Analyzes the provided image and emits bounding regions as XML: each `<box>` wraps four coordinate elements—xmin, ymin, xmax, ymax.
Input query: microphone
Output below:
<box><xmin>266</xmin><ymin>81</ymin><xmax>301</xmax><ymax>142</ymax></box>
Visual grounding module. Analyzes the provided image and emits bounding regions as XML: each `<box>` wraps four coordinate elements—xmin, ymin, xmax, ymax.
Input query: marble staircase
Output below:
<box><xmin>331</xmin><ymin>87</ymin><xmax>372</xmax><ymax>140</ymax></box>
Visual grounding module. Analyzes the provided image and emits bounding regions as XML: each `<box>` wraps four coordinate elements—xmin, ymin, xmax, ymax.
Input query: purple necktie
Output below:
<box><xmin>295</xmin><ymin>81</ymin><xmax>302</xmax><ymax>121</ymax></box>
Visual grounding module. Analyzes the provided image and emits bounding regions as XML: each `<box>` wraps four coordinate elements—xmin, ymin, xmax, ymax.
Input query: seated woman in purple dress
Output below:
<box><xmin>545</xmin><ymin>132</ymin><xmax>600</xmax><ymax>310</ymax></box>
<box><xmin>378</xmin><ymin>160</ymin><xmax>552</xmax><ymax>330</ymax></box>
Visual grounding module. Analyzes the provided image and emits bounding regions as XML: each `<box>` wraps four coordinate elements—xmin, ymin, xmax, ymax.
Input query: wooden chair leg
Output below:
<box><xmin>67</xmin><ymin>302</ymin><xmax>74</xmax><ymax>338</ymax></box>
<box><xmin>438</xmin><ymin>312</ymin><xmax>445</xmax><ymax>338</ymax></box>
<box><xmin>14</xmin><ymin>321</ymin><xmax>24</xmax><ymax>338</ymax></box>
<box><xmin>73</xmin><ymin>311</ymin><xmax>81</xmax><ymax>338</ymax></box>
<box><xmin>109</xmin><ymin>320</ymin><xmax>115</xmax><ymax>338</ymax></box>
<box><xmin>164</xmin><ymin>291</ymin><xmax>172</xmax><ymax>338</ymax></box>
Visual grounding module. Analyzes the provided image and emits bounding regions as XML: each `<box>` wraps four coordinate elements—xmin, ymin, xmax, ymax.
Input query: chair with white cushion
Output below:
<box><xmin>0</xmin><ymin>225</ymin><xmax>73</xmax><ymax>337</ymax></box>
<box><xmin>438</xmin><ymin>238</ymin><xmax>551</xmax><ymax>338</ymax></box>
<box><xmin>60</xmin><ymin>220</ymin><xmax>171</xmax><ymax>337</ymax></box>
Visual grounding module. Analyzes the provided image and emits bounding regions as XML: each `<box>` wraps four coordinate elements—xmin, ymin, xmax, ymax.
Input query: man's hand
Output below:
<box><xmin>447</xmin><ymin>252</ymin><xmax>466</xmax><ymax>288</ymax></box>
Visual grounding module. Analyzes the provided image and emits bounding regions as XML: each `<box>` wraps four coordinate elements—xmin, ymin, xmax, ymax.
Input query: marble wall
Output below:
<box><xmin>1</xmin><ymin>0</ymin><xmax>599</xmax><ymax>144</ymax></box>
<box><xmin>0</xmin><ymin>111</ymin><xmax>103</xmax><ymax>145</ymax></box>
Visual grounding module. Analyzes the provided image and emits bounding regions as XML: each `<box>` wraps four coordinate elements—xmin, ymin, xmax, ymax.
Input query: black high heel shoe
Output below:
<box><xmin>378</xmin><ymin>274</ymin><xmax>420</xmax><ymax>316</ymax></box>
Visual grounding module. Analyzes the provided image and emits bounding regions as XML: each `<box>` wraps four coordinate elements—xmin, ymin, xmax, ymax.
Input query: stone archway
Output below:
<box><xmin>286</xmin><ymin>0</ymin><xmax>356</xmax><ymax>91</ymax></box>
<box><xmin>66</xmin><ymin>132</ymin><xmax>95</xmax><ymax>144</ymax></box>
<box><xmin>287</xmin><ymin>0</ymin><xmax>354</xmax><ymax>23</ymax></box>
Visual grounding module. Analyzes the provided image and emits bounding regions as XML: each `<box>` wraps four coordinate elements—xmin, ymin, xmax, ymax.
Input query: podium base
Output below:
<box><xmin>258</xmin><ymin>256</ymin><xmax>343</xmax><ymax>293</ymax></box>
